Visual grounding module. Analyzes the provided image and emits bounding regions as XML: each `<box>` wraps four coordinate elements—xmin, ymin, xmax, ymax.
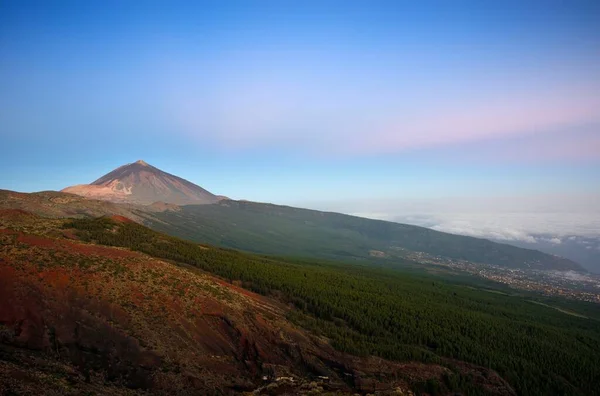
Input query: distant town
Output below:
<box><xmin>403</xmin><ymin>250</ymin><xmax>600</xmax><ymax>304</ymax></box>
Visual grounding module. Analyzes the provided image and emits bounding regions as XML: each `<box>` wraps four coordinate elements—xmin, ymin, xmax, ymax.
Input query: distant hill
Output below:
<box><xmin>146</xmin><ymin>200</ymin><xmax>585</xmax><ymax>272</ymax></box>
<box><xmin>62</xmin><ymin>160</ymin><xmax>220</xmax><ymax>205</ymax></box>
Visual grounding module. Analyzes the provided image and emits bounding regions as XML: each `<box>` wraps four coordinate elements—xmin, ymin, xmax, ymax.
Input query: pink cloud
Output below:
<box><xmin>346</xmin><ymin>93</ymin><xmax>600</xmax><ymax>154</ymax></box>
<box><xmin>507</xmin><ymin>132</ymin><xmax>600</xmax><ymax>161</ymax></box>
<box><xmin>163</xmin><ymin>63</ymin><xmax>600</xmax><ymax>159</ymax></box>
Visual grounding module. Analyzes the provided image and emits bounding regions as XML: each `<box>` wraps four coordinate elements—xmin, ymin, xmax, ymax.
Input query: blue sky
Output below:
<box><xmin>1</xmin><ymin>0</ymin><xmax>599</xmax><ymax>204</ymax></box>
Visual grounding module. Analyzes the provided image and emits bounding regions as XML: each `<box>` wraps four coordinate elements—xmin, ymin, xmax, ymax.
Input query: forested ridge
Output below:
<box><xmin>65</xmin><ymin>217</ymin><xmax>600</xmax><ymax>395</ymax></box>
<box><xmin>145</xmin><ymin>200</ymin><xmax>582</xmax><ymax>271</ymax></box>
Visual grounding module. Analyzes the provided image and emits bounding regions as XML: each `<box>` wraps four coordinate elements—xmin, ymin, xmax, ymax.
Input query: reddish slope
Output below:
<box><xmin>0</xmin><ymin>211</ymin><xmax>515</xmax><ymax>395</ymax></box>
<box><xmin>0</xmin><ymin>189</ymin><xmax>147</xmax><ymax>222</ymax></box>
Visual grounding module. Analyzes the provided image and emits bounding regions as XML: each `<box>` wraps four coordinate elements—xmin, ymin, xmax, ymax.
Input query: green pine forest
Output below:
<box><xmin>65</xmin><ymin>217</ymin><xmax>600</xmax><ymax>396</ymax></box>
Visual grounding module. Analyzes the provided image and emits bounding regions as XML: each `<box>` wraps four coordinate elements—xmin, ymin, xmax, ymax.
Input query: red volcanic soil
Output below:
<box><xmin>0</xmin><ymin>208</ymin><xmax>37</xmax><ymax>221</ymax></box>
<box><xmin>16</xmin><ymin>233</ymin><xmax>139</xmax><ymax>258</ymax></box>
<box><xmin>0</xmin><ymin>208</ymin><xmax>32</xmax><ymax>216</ymax></box>
<box><xmin>0</xmin><ymin>226</ymin><xmax>515</xmax><ymax>395</ymax></box>
<box><xmin>108</xmin><ymin>214</ymin><xmax>136</xmax><ymax>224</ymax></box>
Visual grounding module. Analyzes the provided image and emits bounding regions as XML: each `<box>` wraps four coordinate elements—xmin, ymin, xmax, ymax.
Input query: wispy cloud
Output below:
<box><xmin>164</xmin><ymin>66</ymin><xmax>600</xmax><ymax>159</ymax></box>
<box><xmin>344</xmin><ymin>94</ymin><xmax>600</xmax><ymax>155</ymax></box>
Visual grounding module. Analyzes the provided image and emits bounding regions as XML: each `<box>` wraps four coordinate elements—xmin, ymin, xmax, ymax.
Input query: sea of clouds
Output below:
<box><xmin>299</xmin><ymin>194</ymin><xmax>600</xmax><ymax>273</ymax></box>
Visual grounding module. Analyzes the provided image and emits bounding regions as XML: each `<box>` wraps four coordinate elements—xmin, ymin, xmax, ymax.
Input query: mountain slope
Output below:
<box><xmin>0</xmin><ymin>189</ymin><xmax>149</xmax><ymax>222</ymax></box>
<box><xmin>0</xmin><ymin>210</ymin><xmax>519</xmax><ymax>395</ymax></box>
<box><xmin>147</xmin><ymin>200</ymin><xmax>584</xmax><ymax>272</ymax></box>
<box><xmin>62</xmin><ymin>160</ymin><xmax>220</xmax><ymax>205</ymax></box>
<box><xmin>4</xmin><ymin>211</ymin><xmax>599</xmax><ymax>395</ymax></box>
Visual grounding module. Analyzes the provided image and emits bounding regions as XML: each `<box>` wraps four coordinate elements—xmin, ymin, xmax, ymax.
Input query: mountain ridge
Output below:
<box><xmin>148</xmin><ymin>199</ymin><xmax>585</xmax><ymax>272</ymax></box>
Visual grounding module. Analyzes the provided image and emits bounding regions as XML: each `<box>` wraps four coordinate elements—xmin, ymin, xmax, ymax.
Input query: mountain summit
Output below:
<box><xmin>62</xmin><ymin>160</ymin><xmax>220</xmax><ymax>205</ymax></box>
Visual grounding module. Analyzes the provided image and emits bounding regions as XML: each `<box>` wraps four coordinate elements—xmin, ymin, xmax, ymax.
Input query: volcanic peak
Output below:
<box><xmin>62</xmin><ymin>160</ymin><xmax>220</xmax><ymax>205</ymax></box>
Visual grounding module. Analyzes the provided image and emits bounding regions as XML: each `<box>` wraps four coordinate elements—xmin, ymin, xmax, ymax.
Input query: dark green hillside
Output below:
<box><xmin>145</xmin><ymin>200</ymin><xmax>582</xmax><ymax>271</ymax></box>
<box><xmin>65</xmin><ymin>217</ymin><xmax>600</xmax><ymax>396</ymax></box>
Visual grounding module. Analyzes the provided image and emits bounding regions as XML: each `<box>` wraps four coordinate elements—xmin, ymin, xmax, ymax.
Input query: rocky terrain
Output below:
<box><xmin>0</xmin><ymin>189</ymin><xmax>147</xmax><ymax>221</ymax></box>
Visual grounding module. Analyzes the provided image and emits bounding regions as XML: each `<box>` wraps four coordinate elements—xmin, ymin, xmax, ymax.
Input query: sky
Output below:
<box><xmin>1</xmin><ymin>1</ymin><xmax>599</xmax><ymax>268</ymax></box>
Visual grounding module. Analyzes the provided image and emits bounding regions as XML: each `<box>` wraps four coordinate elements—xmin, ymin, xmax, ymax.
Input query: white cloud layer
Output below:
<box><xmin>325</xmin><ymin>194</ymin><xmax>600</xmax><ymax>272</ymax></box>
<box><xmin>396</xmin><ymin>213</ymin><xmax>600</xmax><ymax>244</ymax></box>
<box><xmin>308</xmin><ymin>194</ymin><xmax>600</xmax><ymax>241</ymax></box>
